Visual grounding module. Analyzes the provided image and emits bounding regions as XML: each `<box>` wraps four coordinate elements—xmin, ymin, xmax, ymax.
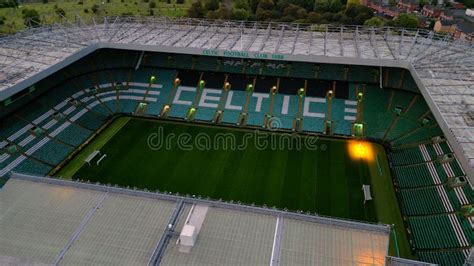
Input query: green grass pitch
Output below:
<box><xmin>58</xmin><ymin>116</ymin><xmax>411</xmax><ymax>258</ymax></box>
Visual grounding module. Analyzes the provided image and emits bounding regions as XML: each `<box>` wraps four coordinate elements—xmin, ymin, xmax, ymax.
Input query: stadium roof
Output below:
<box><xmin>0</xmin><ymin>16</ymin><xmax>473</xmax><ymax>182</ymax></box>
<box><xmin>0</xmin><ymin>174</ymin><xmax>390</xmax><ymax>265</ymax></box>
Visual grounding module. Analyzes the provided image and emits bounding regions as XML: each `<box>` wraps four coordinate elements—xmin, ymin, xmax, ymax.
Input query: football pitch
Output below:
<box><xmin>58</xmin><ymin>116</ymin><xmax>410</xmax><ymax>257</ymax></box>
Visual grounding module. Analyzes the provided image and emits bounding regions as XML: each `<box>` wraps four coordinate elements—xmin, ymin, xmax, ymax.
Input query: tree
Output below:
<box><xmin>0</xmin><ymin>0</ymin><xmax>18</xmax><ymax>8</ymax></box>
<box><xmin>176</xmin><ymin>0</ymin><xmax>184</xmax><ymax>3</ymax></box>
<box><xmin>419</xmin><ymin>0</ymin><xmax>428</xmax><ymax>8</ymax></box>
<box><xmin>187</xmin><ymin>1</ymin><xmax>205</xmax><ymax>18</ymax></box>
<box><xmin>55</xmin><ymin>7</ymin><xmax>66</xmax><ymax>18</ymax></box>
<box><xmin>328</xmin><ymin>0</ymin><xmax>343</xmax><ymax>12</ymax></box>
<box><xmin>306</xmin><ymin>11</ymin><xmax>321</xmax><ymax>23</ymax></box>
<box><xmin>231</xmin><ymin>8</ymin><xmax>250</xmax><ymax>20</ymax></box>
<box><xmin>283</xmin><ymin>4</ymin><xmax>307</xmax><ymax>20</ymax></box>
<box><xmin>393</xmin><ymin>13</ymin><xmax>419</xmax><ymax>28</ymax></box>
<box><xmin>344</xmin><ymin>4</ymin><xmax>373</xmax><ymax>24</ymax></box>
<box><xmin>258</xmin><ymin>0</ymin><xmax>275</xmax><ymax>10</ymax></box>
<box><xmin>207</xmin><ymin>3</ymin><xmax>231</xmax><ymax>19</ymax></box>
<box><xmin>289</xmin><ymin>0</ymin><xmax>314</xmax><ymax>11</ymax></box>
<box><xmin>364</xmin><ymin>17</ymin><xmax>384</xmax><ymax>26</ymax></box>
<box><xmin>346</xmin><ymin>0</ymin><xmax>361</xmax><ymax>5</ymax></box>
<box><xmin>149</xmin><ymin>1</ymin><xmax>155</xmax><ymax>8</ymax></box>
<box><xmin>22</xmin><ymin>9</ymin><xmax>40</xmax><ymax>27</ymax></box>
<box><xmin>255</xmin><ymin>0</ymin><xmax>278</xmax><ymax>20</ymax></box>
<box><xmin>204</xmin><ymin>0</ymin><xmax>219</xmax><ymax>11</ymax></box>
<box><xmin>249</xmin><ymin>0</ymin><xmax>259</xmax><ymax>12</ymax></box>
<box><xmin>256</xmin><ymin>8</ymin><xmax>278</xmax><ymax>20</ymax></box>
<box><xmin>234</xmin><ymin>0</ymin><xmax>250</xmax><ymax>10</ymax></box>
<box><xmin>0</xmin><ymin>16</ymin><xmax>5</xmax><ymax>25</ymax></box>
<box><xmin>314</xmin><ymin>0</ymin><xmax>330</xmax><ymax>12</ymax></box>
<box><xmin>460</xmin><ymin>0</ymin><xmax>474</xmax><ymax>7</ymax></box>
<box><xmin>91</xmin><ymin>4</ymin><xmax>100</xmax><ymax>13</ymax></box>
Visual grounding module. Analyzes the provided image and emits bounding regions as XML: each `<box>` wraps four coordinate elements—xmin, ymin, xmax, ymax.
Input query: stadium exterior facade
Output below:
<box><xmin>0</xmin><ymin>16</ymin><xmax>472</xmax><ymax>183</ymax></box>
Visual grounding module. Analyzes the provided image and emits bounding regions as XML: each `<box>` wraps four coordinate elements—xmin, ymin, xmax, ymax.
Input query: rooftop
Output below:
<box><xmin>0</xmin><ymin>16</ymin><xmax>473</xmax><ymax>182</ymax></box>
<box><xmin>0</xmin><ymin>174</ymin><xmax>390</xmax><ymax>265</ymax></box>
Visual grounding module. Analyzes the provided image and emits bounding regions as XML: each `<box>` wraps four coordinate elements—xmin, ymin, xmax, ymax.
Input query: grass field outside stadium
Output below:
<box><xmin>57</xmin><ymin>116</ymin><xmax>411</xmax><ymax>258</ymax></box>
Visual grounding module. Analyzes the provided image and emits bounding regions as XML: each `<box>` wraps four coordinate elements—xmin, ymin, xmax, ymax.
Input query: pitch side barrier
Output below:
<box><xmin>10</xmin><ymin>172</ymin><xmax>391</xmax><ymax>234</ymax></box>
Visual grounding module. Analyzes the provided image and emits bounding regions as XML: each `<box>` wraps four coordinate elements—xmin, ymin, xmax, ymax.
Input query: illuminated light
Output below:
<box><xmin>174</xmin><ymin>78</ymin><xmax>181</xmax><ymax>87</ymax></box>
<box><xmin>327</xmin><ymin>90</ymin><xmax>333</xmax><ymax>98</ymax></box>
<box><xmin>357</xmin><ymin>92</ymin><xmax>363</xmax><ymax>101</ymax></box>
<box><xmin>163</xmin><ymin>105</ymin><xmax>170</xmax><ymax>111</ymax></box>
<box><xmin>224</xmin><ymin>82</ymin><xmax>231</xmax><ymax>90</ymax></box>
<box><xmin>150</xmin><ymin>76</ymin><xmax>156</xmax><ymax>83</ymax></box>
<box><xmin>298</xmin><ymin>88</ymin><xmax>305</xmax><ymax>97</ymax></box>
<box><xmin>246</xmin><ymin>84</ymin><xmax>253</xmax><ymax>92</ymax></box>
<box><xmin>348</xmin><ymin>140</ymin><xmax>374</xmax><ymax>162</ymax></box>
<box><xmin>271</xmin><ymin>86</ymin><xmax>277</xmax><ymax>94</ymax></box>
<box><xmin>199</xmin><ymin>80</ymin><xmax>205</xmax><ymax>89</ymax></box>
<box><xmin>354</xmin><ymin>123</ymin><xmax>364</xmax><ymax>137</ymax></box>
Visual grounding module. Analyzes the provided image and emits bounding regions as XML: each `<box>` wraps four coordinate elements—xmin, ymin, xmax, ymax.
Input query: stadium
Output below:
<box><xmin>0</xmin><ymin>16</ymin><xmax>473</xmax><ymax>265</ymax></box>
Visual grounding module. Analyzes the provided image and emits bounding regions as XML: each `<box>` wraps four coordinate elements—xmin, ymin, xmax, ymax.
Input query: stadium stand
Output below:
<box><xmin>418</xmin><ymin>250</ymin><xmax>471</xmax><ymax>266</ymax></box>
<box><xmin>407</xmin><ymin>214</ymin><xmax>471</xmax><ymax>249</ymax></box>
<box><xmin>0</xmin><ymin>53</ymin><xmax>473</xmax><ymax>265</ymax></box>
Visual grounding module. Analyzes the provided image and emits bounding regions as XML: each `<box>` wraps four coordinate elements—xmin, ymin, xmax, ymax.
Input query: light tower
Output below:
<box><xmin>160</xmin><ymin>77</ymin><xmax>181</xmax><ymax>118</ymax></box>
<box><xmin>324</xmin><ymin>89</ymin><xmax>334</xmax><ymax>135</ymax></box>
<box><xmin>213</xmin><ymin>81</ymin><xmax>231</xmax><ymax>124</ymax></box>
<box><xmin>353</xmin><ymin>87</ymin><xmax>365</xmax><ymax>138</ymax></box>
<box><xmin>187</xmin><ymin>79</ymin><xmax>205</xmax><ymax>121</ymax></box>
<box><xmin>264</xmin><ymin>85</ymin><xmax>278</xmax><ymax>129</ymax></box>
<box><xmin>293</xmin><ymin>87</ymin><xmax>305</xmax><ymax>132</ymax></box>
<box><xmin>237</xmin><ymin>83</ymin><xmax>253</xmax><ymax>126</ymax></box>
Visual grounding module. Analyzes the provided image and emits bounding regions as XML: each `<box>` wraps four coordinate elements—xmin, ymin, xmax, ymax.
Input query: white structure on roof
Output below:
<box><xmin>466</xmin><ymin>8</ymin><xmax>474</xmax><ymax>17</ymax></box>
<box><xmin>0</xmin><ymin>16</ymin><xmax>473</xmax><ymax>182</ymax></box>
<box><xmin>179</xmin><ymin>204</ymin><xmax>209</xmax><ymax>251</ymax></box>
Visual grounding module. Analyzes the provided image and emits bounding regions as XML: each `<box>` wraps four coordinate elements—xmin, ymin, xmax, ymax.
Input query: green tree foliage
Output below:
<box><xmin>458</xmin><ymin>0</ymin><xmax>474</xmax><ymax>7</ymax></box>
<box><xmin>0</xmin><ymin>16</ymin><xmax>5</xmax><ymax>25</ymax></box>
<box><xmin>390</xmin><ymin>13</ymin><xmax>419</xmax><ymax>28</ymax></box>
<box><xmin>364</xmin><ymin>16</ymin><xmax>384</xmax><ymax>26</ymax></box>
<box><xmin>149</xmin><ymin>1</ymin><xmax>156</xmax><ymax>8</ymax></box>
<box><xmin>281</xmin><ymin>4</ymin><xmax>307</xmax><ymax>21</ymax></box>
<box><xmin>249</xmin><ymin>0</ymin><xmax>260</xmax><ymax>12</ymax></box>
<box><xmin>187</xmin><ymin>1</ymin><xmax>205</xmax><ymax>18</ymax></box>
<box><xmin>314</xmin><ymin>0</ymin><xmax>343</xmax><ymax>13</ymax></box>
<box><xmin>307</xmin><ymin>11</ymin><xmax>322</xmax><ymax>23</ymax></box>
<box><xmin>231</xmin><ymin>8</ymin><xmax>250</xmax><ymax>20</ymax></box>
<box><xmin>0</xmin><ymin>0</ymin><xmax>18</xmax><ymax>8</ymax></box>
<box><xmin>256</xmin><ymin>0</ymin><xmax>279</xmax><ymax>20</ymax></box>
<box><xmin>55</xmin><ymin>7</ymin><xmax>66</xmax><ymax>18</ymax></box>
<box><xmin>91</xmin><ymin>3</ymin><xmax>100</xmax><ymax>14</ymax></box>
<box><xmin>345</xmin><ymin>4</ymin><xmax>373</xmax><ymax>24</ymax></box>
<box><xmin>22</xmin><ymin>9</ymin><xmax>40</xmax><ymax>27</ymax></box>
<box><xmin>207</xmin><ymin>3</ymin><xmax>231</xmax><ymax>19</ymax></box>
<box><xmin>204</xmin><ymin>0</ymin><xmax>220</xmax><ymax>11</ymax></box>
<box><xmin>234</xmin><ymin>0</ymin><xmax>251</xmax><ymax>10</ymax></box>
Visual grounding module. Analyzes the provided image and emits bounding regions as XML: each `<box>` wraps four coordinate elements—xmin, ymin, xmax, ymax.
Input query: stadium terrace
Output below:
<box><xmin>0</xmin><ymin>16</ymin><xmax>473</xmax><ymax>266</ymax></box>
